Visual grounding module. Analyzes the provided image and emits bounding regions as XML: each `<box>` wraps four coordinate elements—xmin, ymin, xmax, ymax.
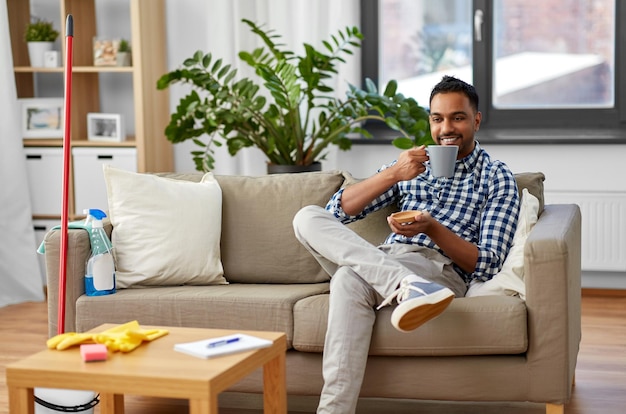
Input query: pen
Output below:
<box><xmin>206</xmin><ymin>337</ymin><xmax>240</xmax><ymax>348</ymax></box>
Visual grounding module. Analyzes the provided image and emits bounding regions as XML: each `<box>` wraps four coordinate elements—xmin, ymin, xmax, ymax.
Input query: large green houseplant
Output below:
<box><xmin>157</xmin><ymin>19</ymin><xmax>433</xmax><ymax>172</ymax></box>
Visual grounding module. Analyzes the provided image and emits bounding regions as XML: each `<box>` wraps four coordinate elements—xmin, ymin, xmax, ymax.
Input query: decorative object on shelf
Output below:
<box><xmin>93</xmin><ymin>38</ymin><xmax>120</xmax><ymax>66</ymax></box>
<box><xmin>116</xmin><ymin>38</ymin><xmax>132</xmax><ymax>67</ymax></box>
<box><xmin>44</xmin><ymin>50</ymin><xmax>60</xmax><ymax>68</ymax></box>
<box><xmin>19</xmin><ymin>98</ymin><xmax>64</xmax><ymax>138</ymax></box>
<box><xmin>157</xmin><ymin>19</ymin><xmax>433</xmax><ymax>172</ymax></box>
<box><xmin>24</xmin><ymin>18</ymin><xmax>59</xmax><ymax>67</ymax></box>
<box><xmin>87</xmin><ymin>113</ymin><xmax>125</xmax><ymax>142</ymax></box>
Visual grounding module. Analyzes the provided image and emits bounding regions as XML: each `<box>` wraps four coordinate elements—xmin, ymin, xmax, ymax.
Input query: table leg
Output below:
<box><xmin>99</xmin><ymin>393</ymin><xmax>124</xmax><ymax>414</ymax></box>
<box><xmin>189</xmin><ymin>396</ymin><xmax>217</xmax><ymax>414</ymax></box>
<box><xmin>263</xmin><ymin>351</ymin><xmax>287</xmax><ymax>414</ymax></box>
<box><xmin>8</xmin><ymin>386</ymin><xmax>34</xmax><ymax>414</ymax></box>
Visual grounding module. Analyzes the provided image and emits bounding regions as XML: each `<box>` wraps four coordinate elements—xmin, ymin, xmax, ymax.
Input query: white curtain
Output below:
<box><xmin>0</xmin><ymin>2</ymin><xmax>46</xmax><ymax>307</ymax></box>
<box><xmin>166</xmin><ymin>0</ymin><xmax>361</xmax><ymax>175</ymax></box>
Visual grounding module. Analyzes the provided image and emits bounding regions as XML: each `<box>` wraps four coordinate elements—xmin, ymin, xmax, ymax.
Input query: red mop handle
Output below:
<box><xmin>58</xmin><ymin>14</ymin><xmax>73</xmax><ymax>335</ymax></box>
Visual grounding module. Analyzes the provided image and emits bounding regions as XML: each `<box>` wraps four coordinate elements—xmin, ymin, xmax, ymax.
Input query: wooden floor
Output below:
<box><xmin>1</xmin><ymin>293</ymin><xmax>625</xmax><ymax>414</ymax></box>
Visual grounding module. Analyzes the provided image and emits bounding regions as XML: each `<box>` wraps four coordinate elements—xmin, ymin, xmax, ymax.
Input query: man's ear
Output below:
<box><xmin>474</xmin><ymin>111</ymin><xmax>482</xmax><ymax>131</ymax></box>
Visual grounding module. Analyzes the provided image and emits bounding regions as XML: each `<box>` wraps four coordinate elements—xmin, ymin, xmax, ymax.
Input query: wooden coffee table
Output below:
<box><xmin>6</xmin><ymin>324</ymin><xmax>287</xmax><ymax>413</ymax></box>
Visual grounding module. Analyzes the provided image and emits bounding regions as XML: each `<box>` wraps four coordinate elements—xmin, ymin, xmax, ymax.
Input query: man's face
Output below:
<box><xmin>429</xmin><ymin>92</ymin><xmax>482</xmax><ymax>159</ymax></box>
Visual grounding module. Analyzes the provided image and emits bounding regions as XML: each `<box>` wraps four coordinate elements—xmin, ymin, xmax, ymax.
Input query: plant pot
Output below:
<box><xmin>267</xmin><ymin>162</ymin><xmax>322</xmax><ymax>174</ymax></box>
<box><xmin>116</xmin><ymin>51</ymin><xmax>132</xmax><ymax>67</ymax></box>
<box><xmin>27</xmin><ymin>42</ymin><xmax>55</xmax><ymax>67</ymax></box>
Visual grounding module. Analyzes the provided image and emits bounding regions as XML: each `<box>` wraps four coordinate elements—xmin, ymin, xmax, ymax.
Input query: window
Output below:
<box><xmin>362</xmin><ymin>0</ymin><xmax>626</xmax><ymax>131</ymax></box>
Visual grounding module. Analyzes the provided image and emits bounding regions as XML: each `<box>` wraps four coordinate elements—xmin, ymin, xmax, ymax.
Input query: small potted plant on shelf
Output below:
<box><xmin>157</xmin><ymin>19</ymin><xmax>433</xmax><ymax>173</ymax></box>
<box><xmin>24</xmin><ymin>18</ymin><xmax>59</xmax><ymax>67</ymax></box>
<box><xmin>116</xmin><ymin>39</ymin><xmax>132</xmax><ymax>67</ymax></box>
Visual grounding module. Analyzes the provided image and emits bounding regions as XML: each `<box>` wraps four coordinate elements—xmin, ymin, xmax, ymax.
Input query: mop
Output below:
<box><xmin>34</xmin><ymin>15</ymin><xmax>100</xmax><ymax>414</ymax></box>
<box><xmin>58</xmin><ymin>14</ymin><xmax>73</xmax><ymax>336</ymax></box>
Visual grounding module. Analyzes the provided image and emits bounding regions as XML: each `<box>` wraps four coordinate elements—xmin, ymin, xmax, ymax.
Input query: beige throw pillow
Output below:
<box><xmin>103</xmin><ymin>165</ymin><xmax>226</xmax><ymax>288</ymax></box>
<box><xmin>215</xmin><ymin>171</ymin><xmax>345</xmax><ymax>284</ymax></box>
<box><xmin>466</xmin><ymin>188</ymin><xmax>540</xmax><ymax>300</ymax></box>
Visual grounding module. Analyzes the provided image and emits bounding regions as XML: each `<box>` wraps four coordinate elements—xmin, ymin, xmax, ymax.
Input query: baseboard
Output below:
<box><xmin>582</xmin><ymin>288</ymin><xmax>626</xmax><ymax>297</ymax></box>
<box><xmin>581</xmin><ymin>271</ymin><xmax>626</xmax><ymax>290</ymax></box>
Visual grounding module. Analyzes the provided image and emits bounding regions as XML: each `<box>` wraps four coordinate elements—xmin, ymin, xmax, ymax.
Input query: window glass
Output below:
<box><xmin>379</xmin><ymin>0</ymin><xmax>472</xmax><ymax>108</ymax></box>
<box><xmin>493</xmin><ymin>0</ymin><xmax>615</xmax><ymax>109</ymax></box>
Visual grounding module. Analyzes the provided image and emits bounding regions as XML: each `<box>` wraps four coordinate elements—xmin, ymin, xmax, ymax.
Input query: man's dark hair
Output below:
<box><xmin>429</xmin><ymin>75</ymin><xmax>479</xmax><ymax>112</ymax></box>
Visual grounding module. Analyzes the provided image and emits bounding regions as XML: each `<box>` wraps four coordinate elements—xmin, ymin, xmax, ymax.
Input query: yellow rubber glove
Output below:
<box><xmin>92</xmin><ymin>323</ymin><xmax>169</xmax><ymax>353</ymax></box>
<box><xmin>102</xmin><ymin>320</ymin><xmax>141</xmax><ymax>333</ymax></box>
<box><xmin>47</xmin><ymin>332</ymin><xmax>78</xmax><ymax>349</ymax></box>
<box><xmin>47</xmin><ymin>321</ymin><xmax>168</xmax><ymax>353</ymax></box>
<box><xmin>142</xmin><ymin>329</ymin><xmax>169</xmax><ymax>342</ymax></box>
<box><xmin>47</xmin><ymin>332</ymin><xmax>94</xmax><ymax>350</ymax></box>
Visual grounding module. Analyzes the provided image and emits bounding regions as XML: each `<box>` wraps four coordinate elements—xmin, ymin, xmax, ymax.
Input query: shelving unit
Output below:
<box><xmin>8</xmin><ymin>0</ymin><xmax>173</xmax><ymax>219</ymax></box>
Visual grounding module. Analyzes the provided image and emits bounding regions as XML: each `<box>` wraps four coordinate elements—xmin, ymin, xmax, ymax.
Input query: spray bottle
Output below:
<box><xmin>84</xmin><ymin>209</ymin><xmax>116</xmax><ymax>296</ymax></box>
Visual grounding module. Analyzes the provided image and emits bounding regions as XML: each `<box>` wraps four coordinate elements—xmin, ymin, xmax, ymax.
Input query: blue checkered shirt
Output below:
<box><xmin>326</xmin><ymin>142</ymin><xmax>520</xmax><ymax>283</ymax></box>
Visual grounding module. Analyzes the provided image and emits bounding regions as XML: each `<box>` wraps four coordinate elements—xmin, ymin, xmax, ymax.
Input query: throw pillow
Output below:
<box><xmin>466</xmin><ymin>188</ymin><xmax>540</xmax><ymax>300</ymax></box>
<box><xmin>214</xmin><ymin>171</ymin><xmax>345</xmax><ymax>284</ymax></box>
<box><xmin>103</xmin><ymin>165</ymin><xmax>226</xmax><ymax>288</ymax></box>
<box><xmin>514</xmin><ymin>172</ymin><xmax>545</xmax><ymax>213</ymax></box>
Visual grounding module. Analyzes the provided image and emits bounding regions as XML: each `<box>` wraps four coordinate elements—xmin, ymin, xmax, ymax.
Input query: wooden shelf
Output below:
<box><xmin>70</xmin><ymin>139</ymin><xmax>137</xmax><ymax>147</ymax></box>
<box><xmin>9</xmin><ymin>0</ymin><xmax>173</xmax><ymax>218</ymax></box>
<box><xmin>14</xmin><ymin>66</ymin><xmax>135</xmax><ymax>73</ymax></box>
<box><xmin>23</xmin><ymin>139</ymin><xmax>137</xmax><ymax>148</ymax></box>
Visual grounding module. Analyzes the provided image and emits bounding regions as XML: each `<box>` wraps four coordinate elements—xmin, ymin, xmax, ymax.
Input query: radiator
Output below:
<box><xmin>545</xmin><ymin>192</ymin><xmax>626</xmax><ymax>272</ymax></box>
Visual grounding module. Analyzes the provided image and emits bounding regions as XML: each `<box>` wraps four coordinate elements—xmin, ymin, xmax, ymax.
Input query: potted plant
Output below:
<box><xmin>24</xmin><ymin>18</ymin><xmax>59</xmax><ymax>67</ymax></box>
<box><xmin>116</xmin><ymin>39</ymin><xmax>132</xmax><ymax>67</ymax></box>
<box><xmin>157</xmin><ymin>19</ymin><xmax>433</xmax><ymax>172</ymax></box>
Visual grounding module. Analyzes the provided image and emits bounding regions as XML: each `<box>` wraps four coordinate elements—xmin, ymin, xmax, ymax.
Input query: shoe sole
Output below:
<box><xmin>391</xmin><ymin>288</ymin><xmax>455</xmax><ymax>332</ymax></box>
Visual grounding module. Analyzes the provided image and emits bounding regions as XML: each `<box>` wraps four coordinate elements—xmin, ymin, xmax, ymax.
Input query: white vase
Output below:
<box><xmin>27</xmin><ymin>42</ymin><xmax>54</xmax><ymax>67</ymax></box>
<box><xmin>116</xmin><ymin>51</ymin><xmax>132</xmax><ymax>67</ymax></box>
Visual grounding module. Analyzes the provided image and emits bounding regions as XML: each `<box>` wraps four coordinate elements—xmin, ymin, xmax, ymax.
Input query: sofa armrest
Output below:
<box><xmin>44</xmin><ymin>221</ymin><xmax>112</xmax><ymax>337</ymax></box>
<box><xmin>524</xmin><ymin>203</ymin><xmax>582</xmax><ymax>402</ymax></box>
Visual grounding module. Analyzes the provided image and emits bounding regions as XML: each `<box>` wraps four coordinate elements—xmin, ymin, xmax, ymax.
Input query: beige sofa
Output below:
<box><xmin>43</xmin><ymin>170</ymin><xmax>581</xmax><ymax>413</ymax></box>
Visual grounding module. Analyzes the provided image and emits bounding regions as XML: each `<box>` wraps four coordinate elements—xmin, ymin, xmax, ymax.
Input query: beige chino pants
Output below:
<box><xmin>293</xmin><ymin>205</ymin><xmax>466</xmax><ymax>414</ymax></box>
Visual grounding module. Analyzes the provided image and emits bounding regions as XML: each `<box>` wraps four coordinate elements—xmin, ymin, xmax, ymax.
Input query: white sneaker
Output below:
<box><xmin>379</xmin><ymin>279</ymin><xmax>454</xmax><ymax>332</ymax></box>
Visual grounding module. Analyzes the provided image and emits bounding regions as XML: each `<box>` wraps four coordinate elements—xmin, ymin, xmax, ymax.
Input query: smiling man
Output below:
<box><xmin>293</xmin><ymin>75</ymin><xmax>520</xmax><ymax>414</ymax></box>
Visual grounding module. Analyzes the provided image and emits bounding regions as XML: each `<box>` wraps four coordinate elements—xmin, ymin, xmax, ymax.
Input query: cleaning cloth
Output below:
<box><xmin>37</xmin><ymin>220</ymin><xmax>92</xmax><ymax>254</ymax></box>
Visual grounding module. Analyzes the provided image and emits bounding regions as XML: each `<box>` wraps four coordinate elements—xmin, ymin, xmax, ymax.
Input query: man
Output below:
<box><xmin>293</xmin><ymin>75</ymin><xmax>519</xmax><ymax>413</ymax></box>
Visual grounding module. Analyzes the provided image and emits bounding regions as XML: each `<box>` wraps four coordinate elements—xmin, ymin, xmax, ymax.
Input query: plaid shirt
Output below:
<box><xmin>326</xmin><ymin>142</ymin><xmax>520</xmax><ymax>283</ymax></box>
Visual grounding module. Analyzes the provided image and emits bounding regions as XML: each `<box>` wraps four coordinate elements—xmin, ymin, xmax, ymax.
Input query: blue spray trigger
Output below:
<box><xmin>83</xmin><ymin>209</ymin><xmax>107</xmax><ymax>220</ymax></box>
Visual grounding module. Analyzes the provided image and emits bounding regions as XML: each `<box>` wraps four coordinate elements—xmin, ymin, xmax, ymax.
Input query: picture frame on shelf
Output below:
<box><xmin>93</xmin><ymin>38</ymin><xmax>120</xmax><ymax>66</ymax></box>
<box><xmin>19</xmin><ymin>98</ymin><xmax>64</xmax><ymax>139</ymax></box>
<box><xmin>87</xmin><ymin>113</ymin><xmax>125</xmax><ymax>142</ymax></box>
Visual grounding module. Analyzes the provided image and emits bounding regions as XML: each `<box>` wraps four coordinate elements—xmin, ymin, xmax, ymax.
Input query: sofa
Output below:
<box><xmin>43</xmin><ymin>169</ymin><xmax>581</xmax><ymax>414</ymax></box>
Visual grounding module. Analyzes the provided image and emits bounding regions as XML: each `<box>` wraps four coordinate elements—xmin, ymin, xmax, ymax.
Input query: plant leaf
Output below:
<box><xmin>392</xmin><ymin>137</ymin><xmax>414</xmax><ymax>149</ymax></box>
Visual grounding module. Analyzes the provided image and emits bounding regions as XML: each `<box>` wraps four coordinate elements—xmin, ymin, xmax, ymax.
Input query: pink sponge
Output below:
<box><xmin>80</xmin><ymin>344</ymin><xmax>108</xmax><ymax>362</ymax></box>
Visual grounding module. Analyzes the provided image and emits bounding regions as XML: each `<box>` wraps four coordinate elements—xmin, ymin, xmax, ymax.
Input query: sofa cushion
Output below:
<box><xmin>292</xmin><ymin>294</ymin><xmax>527</xmax><ymax>356</ymax></box>
<box><xmin>215</xmin><ymin>171</ymin><xmax>345</xmax><ymax>284</ymax></box>
<box><xmin>104</xmin><ymin>166</ymin><xmax>226</xmax><ymax>288</ymax></box>
<box><xmin>75</xmin><ymin>283</ymin><xmax>330</xmax><ymax>347</ymax></box>
<box><xmin>466</xmin><ymin>188</ymin><xmax>540</xmax><ymax>299</ymax></box>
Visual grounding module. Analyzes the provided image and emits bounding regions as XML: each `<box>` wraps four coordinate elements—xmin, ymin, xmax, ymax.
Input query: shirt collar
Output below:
<box><xmin>459</xmin><ymin>140</ymin><xmax>482</xmax><ymax>172</ymax></box>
